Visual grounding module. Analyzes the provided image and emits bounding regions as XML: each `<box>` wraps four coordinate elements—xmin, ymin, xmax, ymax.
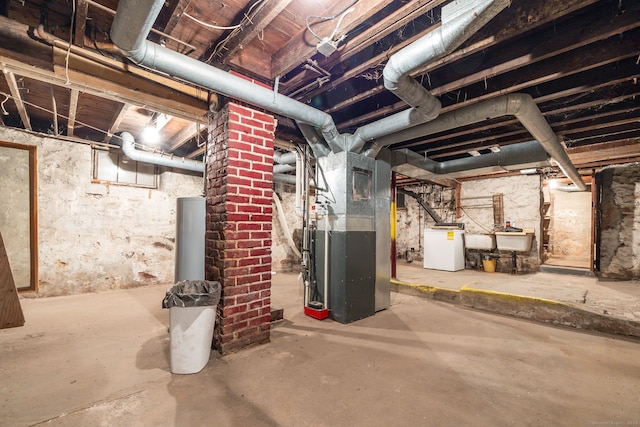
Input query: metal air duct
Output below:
<box><xmin>348</xmin><ymin>0</ymin><xmax>510</xmax><ymax>153</ymax></box>
<box><xmin>120</xmin><ymin>132</ymin><xmax>204</xmax><ymax>173</ymax></box>
<box><xmin>391</xmin><ymin>140</ymin><xmax>553</xmax><ymax>181</ymax></box>
<box><xmin>370</xmin><ymin>93</ymin><xmax>587</xmax><ymax>190</ymax></box>
<box><xmin>110</xmin><ymin>0</ymin><xmax>344</xmax><ymax>153</ymax></box>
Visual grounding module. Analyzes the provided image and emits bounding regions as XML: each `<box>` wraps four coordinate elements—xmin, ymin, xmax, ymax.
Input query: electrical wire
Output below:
<box><xmin>306</xmin><ymin>0</ymin><xmax>359</xmax><ymax>42</ymax></box>
<box><xmin>1</xmin><ymin>94</ymin><xmax>9</xmax><ymax>115</ymax></box>
<box><xmin>182</xmin><ymin>11</ymin><xmax>244</xmax><ymax>31</ymax></box>
<box><xmin>206</xmin><ymin>0</ymin><xmax>268</xmax><ymax>62</ymax></box>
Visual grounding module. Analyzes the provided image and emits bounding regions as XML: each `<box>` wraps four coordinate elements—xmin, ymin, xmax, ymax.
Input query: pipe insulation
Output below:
<box><xmin>370</xmin><ymin>93</ymin><xmax>587</xmax><ymax>190</ymax></box>
<box><xmin>121</xmin><ymin>132</ymin><xmax>299</xmax><ymax>184</ymax></box>
<box><xmin>120</xmin><ymin>132</ymin><xmax>204</xmax><ymax>172</ymax></box>
<box><xmin>348</xmin><ymin>0</ymin><xmax>510</xmax><ymax>152</ymax></box>
<box><xmin>110</xmin><ymin>0</ymin><xmax>344</xmax><ymax>153</ymax></box>
<box><xmin>273</xmin><ymin>193</ymin><xmax>302</xmax><ymax>259</ymax></box>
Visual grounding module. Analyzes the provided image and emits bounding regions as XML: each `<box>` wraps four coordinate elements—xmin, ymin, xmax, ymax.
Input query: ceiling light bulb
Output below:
<box><xmin>140</xmin><ymin>127</ymin><xmax>161</xmax><ymax>145</ymax></box>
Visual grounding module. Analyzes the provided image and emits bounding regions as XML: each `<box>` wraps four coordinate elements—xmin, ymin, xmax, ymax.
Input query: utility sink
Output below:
<box><xmin>495</xmin><ymin>229</ymin><xmax>534</xmax><ymax>252</ymax></box>
<box><xmin>464</xmin><ymin>233</ymin><xmax>496</xmax><ymax>250</ymax></box>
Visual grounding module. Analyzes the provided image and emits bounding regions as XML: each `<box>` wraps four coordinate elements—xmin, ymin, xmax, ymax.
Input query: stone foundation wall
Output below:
<box><xmin>598</xmin><ymin>164</ymin><xmax>640</xmax><ymax>279</ymax></box>
<box><xmin>0</xmin><ymin>127</ymin><xmax>203</xmax><ymax>296</ymax></box>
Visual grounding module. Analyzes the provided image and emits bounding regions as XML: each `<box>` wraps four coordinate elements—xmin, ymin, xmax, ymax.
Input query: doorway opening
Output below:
<box><xmin>542</xmin><ymin>178</ymin><xmax>592</xmax><ymax>270</ymax></box>
<box><xmin>0</xmin><ymin>142</ymin><xmax>38</xmax><ymax>291</ymax></box>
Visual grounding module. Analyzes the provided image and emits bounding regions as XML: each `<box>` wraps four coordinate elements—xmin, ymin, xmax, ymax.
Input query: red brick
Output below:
<box><xmin>221</xmin><ymin>320</ymin><xmax>248</xmax><ymax>335</ymax></box>
<box><xmin>238</xmin><ymin>257</ymin><xmax>260</xmax><ymax>267</ymax></box>
<box><xmin>233</xmin><ymin>308</ymin><xmax>260</xmax><ymax>323</ymax></box>
<box><xmin>241</xmin><ymin>117</ymin><xmax>265</xmax><ymax>129</ymax></box>
<box><xmin>236</xmin><ymin>204</ymin><xmax>263</xmax><ymax>214</ymax></box>
<box><xmin>251</xmin><ymin>196</ymin><xmax>271</xmax><ymax>205</ymax></box>
<box><xmin>248</xmin><ymin>314</ymin><xmax>271</xmax><ymax>327</ymax></box>
<box><xmin>225</xmin><ymin>249</ymin><xmax>249</xmax><ymax>258</ymax></box>
<box><xmin>252</xmin><ymin>111</ymin><xmax>274</xmax><ymax>124</ymax></box>
<box><xmin>259</xmin><ymin>306</ymin><xmax>271</xmax><ymax>315</ymax></box>
<box><xmin>239</xmin><ymin>169</ymin><xmax>264</xmax><ymax>180</ymax></box>
<box><xmin>240</xmin><ymin>133</ymin><xmax>266</xmax><ymax>145</ymax></box>
<box><xmin>239</xmin><ymin>222</ymin><xmax>262</xmax><ymax>231</ymax></box>
<box><xmin>251</xmin><ymin>265</ymin><xmax>271</xmax><ymax>274</ymax></box>
<box><xmin>227</xmin><ymin>176</ymin><xmax>253</xmax><ymax>187</ymax></box>
<box><xmin>253</xmin><ymin>181</ymin><xmax>272</xmax><ymax>189</ymax></box>
<box><xmin>252</xmin><ymin>163</ymin><xmax>273</xmax><ymax>172</ymax></box>
<box><xmin>254</xmin><ymin>128</ymin><xmax>275</xmax><ymax>140</ymax></box>
<box><xmin>236</xmin><ymin>292</ymin><xmax>260</xmax><ymax>304</ymax></box>
<box><xmin>249</xmin><ymin>300</ymin><xmax>264</xmax><ymax>310</ymax></box>
<box><xmin>250</xmin><ymin>214</ymin><xmax>272</xmax><ymax>222</ymax></box>
<box><xmin>261</xmin><ymin>272</ymin><xmax>272</xmax><ymax>281</ymax></box>
<box><xmin>227</xmin><ymin>158</ymin><xmax>251</xmax><ymax>169</ymax></box>
<box><xmin>224</xmin><ymin>285</ymin><xmax>250</xmax><ymax>296</ymax></box>
<box><xmin>237</xmin><ymin>326</ymin><xmax>259</xmax><ymax>339</ymax></box>
<box><xmin>250</xmin><ymin>248</ymin><xmax>270</xmax><ymax>257</ymax></box>
<box><xmin>249</xmin><ymin>281</ymin><xmax>270</xmax><ymax>292</ymax></box>
<box><xmin>222</xmin><ymin>304</ymin><xmax>247</xmax><ymax>317</ymax></box>
<box><xmin>260</xmin><ymin>290</ymin><xmax>271</xmax><ymax>298</ymax></box>
<box><xmin>238</xmin><ymin>152</ymin><xmax>263</xmax><ymax>163</ymax></box>
<box><xmin>228</xmin><ymin>139</ymin><xmax>253</xmax><ymax>152</ymax></box>
<box><xmin>250</xmin><ymin>231</ymin><xmax>270</xmax><ymax>239</ymax></box>
<box><xmin>237</xmin><ymin>240</ymin><xmax>262</xmax><ymax>249</ymax></box>
<box><xmin>236</xmin><ymin>274</ymin><xmax>262</xmax><ymax>285</ymax></box>
<box><xmin>226</xmin><ymin>194</ymin><xmax>250</xmax><ymax>204</ymax></box>
<box><xmin>226</xmin><ymin>213</ymin><xmax>251</xmax><ymax>221</ymax></box>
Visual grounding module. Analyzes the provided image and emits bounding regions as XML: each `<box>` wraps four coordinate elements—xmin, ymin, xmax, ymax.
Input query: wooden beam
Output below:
<box><xmin>0</xmin><ymin>55</ymin><xmax>206</xmax><ymax>127</ymax></box>
<box><xmin>50</xmin><ymin>85</ymin><xmax>58</xmax><ymax>136</ymax></box>
<box><xmin>299</xmin><ymin>0</ymin><xmax>601</xmax><ymax>102</ymax></box>
<box><xmin>270</xmin><ymin>0</ymin><xmax>391</xmax><ymax>78</ymax></box>
<box><xmin>218</xmin><ymin>0</ymin><xmax>293</xmax><ymax>64</ymax></box>
<box><xmin>52</xmin><ymin>47</ymin><xmax>208</xmax><ymax>118</ymax></box>
<box><xmin>67</xmin><ymin>88</ymin><xmax>79</xmax><ymax>137</ymax></box>
<box><xmin>324</xmin><ymin>14</ymin><xmax>640</xmax><ymax>117</ymax></box>
<box><xmin>168</xmin><ymin>121</ymin><xmax>200</xmax><ymax>152</ymax></box>
<box><xmin>103</xmin><ymin>103</ymin><xmax>130</xmax><ymax>143</ymax></box>
<box><xmin>568</xmin><ymin>140</ymin><xmax>640</xmax><ymax>167</ymax></box>
<box><xmin>186</xmin><ymin>146</ymin><xmax>205</xmax><ymax>159</ymax></box>
<box><xmin>74</xmin><ymin>0</ymin><xmax>89</xmax><ymax>48</ymax></box>
<box><xmin>2</xmin><ymin>69</ymin><xmax>31</xmax><ymax>131</ymax></box>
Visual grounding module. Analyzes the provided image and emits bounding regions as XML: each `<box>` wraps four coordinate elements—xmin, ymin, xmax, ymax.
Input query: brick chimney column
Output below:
<box><xmin>206</xmin><ymin>101</ymin><xmax>275</xmax><ymax>354</ymax></box>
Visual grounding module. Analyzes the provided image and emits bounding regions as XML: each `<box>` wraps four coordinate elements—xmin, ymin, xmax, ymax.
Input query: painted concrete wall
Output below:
<box><xmin>548</xmin><ymin>188</ymin><xmax>591</xmax><ymax>258</ymax></box>
<box><xmin>459</xmin><ymin>174</ymin><xmax>542</xmax><ymax>273</ymax></box>
<box><xmin>598</xmin><ymin>164</ymin><xmax>640</xmax><ymax>279</ymax></box>
<box><xmin>395</xmin><ymin>184</ymin><xmax>457</xmax><ymax>262</ymax></box>
<box><xmin>0</xmin><ymin>145</ymin><xmax>31</xmax><ymax>289</ymax></box>
<box><xmin>272</xmin><ymin>184</ymin><xmax>304</xmax><ymax>272</ymax></box>
<box><xmin>0</xmin><ymin>127</ymin><xmax>203</xmax><ymax>296</ymax></box>
<box><xmin>396</xmin><ymin>175</ymin><xmax>542</xmax><ymax>273</ymax></box>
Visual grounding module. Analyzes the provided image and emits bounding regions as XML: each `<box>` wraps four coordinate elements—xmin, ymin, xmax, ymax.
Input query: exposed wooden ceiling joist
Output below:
<box><xmin>2</xmin><ymin>69</ymin><xmax>31</xmax><ymax>131</ymax></box>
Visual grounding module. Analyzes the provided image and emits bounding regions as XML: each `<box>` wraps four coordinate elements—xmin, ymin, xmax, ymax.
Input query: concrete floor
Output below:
<box><xmin>2</xmin><ymin>271</ymin><xmax>640</xmax><ymax>426</ymax></box>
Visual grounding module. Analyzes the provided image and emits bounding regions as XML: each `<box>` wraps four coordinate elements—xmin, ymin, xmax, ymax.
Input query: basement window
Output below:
<box><xmin>92</xmin><ymin>149</ymin><xmax>158</xmax><ymax>188</ymax></box>
<box><xmin>396</xmin><ymin>192</ymin><xmax>406</xmax><ymax>210</ymax></box>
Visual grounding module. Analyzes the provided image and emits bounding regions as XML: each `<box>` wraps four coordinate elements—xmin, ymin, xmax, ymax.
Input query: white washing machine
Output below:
<box><xmin>423</xmin><ymin>228</ymin><xmax>465</xmax><ymax>271</ymax></box>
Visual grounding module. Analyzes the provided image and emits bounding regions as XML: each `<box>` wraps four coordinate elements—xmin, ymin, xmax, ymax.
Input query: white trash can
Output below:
<box><xmin>162</xmin><ymin>280</ymin><xmax>221</xmax><ymax>375</ymax></box>
<box><xmin>170</xmin><ymin>305</ymin><xmax>216</xmax><ymax>374</ymax></box>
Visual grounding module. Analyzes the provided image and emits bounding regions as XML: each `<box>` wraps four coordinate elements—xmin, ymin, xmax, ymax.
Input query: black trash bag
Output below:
<box><xmin>162</xmin><ymin>280</ymin><xmax>221</xmax><ymax>308</ymax></box>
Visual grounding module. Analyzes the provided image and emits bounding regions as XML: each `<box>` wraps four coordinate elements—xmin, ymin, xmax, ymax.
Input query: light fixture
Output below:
<box><xmin>489</xmin><ymin>146</ymin><xmax>501</xmax><ymax>153</ymax></box>
<box><xmin>548</xmin><ymin>179</ymin><xmax>558</xmax><ymax>189</ymax></box>
<box><xmin>520</xmin><ymin>168</ymin><xmax>537</xmax><ymax>175</ymax></box>
<box><xmin>140</xmin><ymin>126</ymin><xmax>161</xmax><ymax>145</ymax></box>
<box><xmin>468</xmin><ymin>150</ymin><xmax>481</xmax><ymax>157</ymax></box>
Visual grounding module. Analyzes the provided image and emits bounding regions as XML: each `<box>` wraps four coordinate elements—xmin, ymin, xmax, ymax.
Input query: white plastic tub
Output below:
<box><xmin>495</xmin><ymin>231</ymin><xmax>534</xmax><ymax>252</ymax></box>
<box><xmin>464</xmin><ymin>233</ymin><xmax>496</xmax><ymax>250</ymax></box>
<box><xmin>170</xmin><ymin>306</ymin><xmax>216</xmax><ymax>374</ymax></box>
